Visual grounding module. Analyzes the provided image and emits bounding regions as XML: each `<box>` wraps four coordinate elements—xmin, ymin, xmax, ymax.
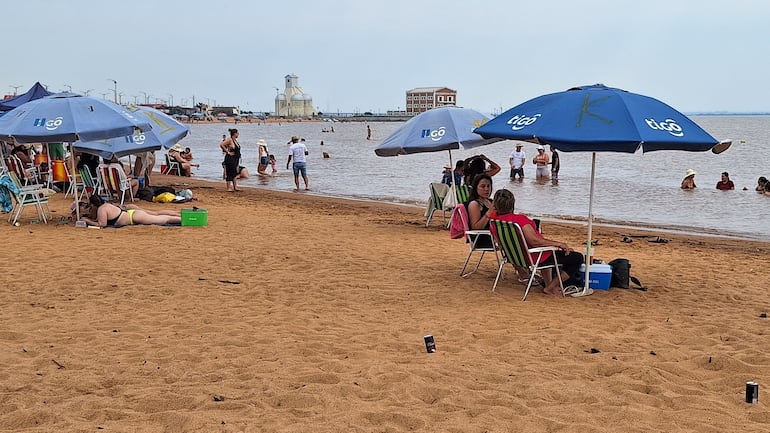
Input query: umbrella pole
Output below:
<box><xmin>448</xmin><ymin>150</ymin><xmax>456</xmax><ymax>207</ymax></box>
<box><xmin>582</xmin><ymin>152</ymin><xmax>597</xmax><ymax>295</ymax></box>
<box><xmin>70</xmin><ymin>143</ymin><xmax>80</xmax><ymax>221</ymax></box>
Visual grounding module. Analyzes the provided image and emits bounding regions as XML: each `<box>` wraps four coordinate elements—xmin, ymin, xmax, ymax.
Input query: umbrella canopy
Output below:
<box><xmin>0</xmin><ymin>92</ymin><xmax>152</xmax><ymax>143</ymax></box>
<box><xmin>74</xmin><ymin>105</ymin><xmax>189</xmax><ymax>159</ymax></box>
<box><xmin>375</xmin><ymin>106</ymin><xmax>504</xmax><ymax>206</ymax></box>
<box><xmin>474</xmin><ymin>84</ymin><xmax>723</xmax><ymax>296</ymax></box>
<box><xmin>375</xmin><ymin>106</ymin><xmax>502</xmax><ymax>157</ymax></box>
<box><xmin>0</xmin><ymin>82</ymin><xmax>52</xmax><ymax>112</ymax></box>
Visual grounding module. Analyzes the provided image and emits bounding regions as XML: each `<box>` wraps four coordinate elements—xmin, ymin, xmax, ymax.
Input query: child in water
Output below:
<box><xmin>269</xmin><ymin>154</ymin><xmax>277</xmax><ymax>174</ymax></box>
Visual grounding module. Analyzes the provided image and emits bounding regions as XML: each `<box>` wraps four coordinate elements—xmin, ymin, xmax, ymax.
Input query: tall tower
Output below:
<box><xmin>275</xmin><ymin>74</ymin><xmax>314</xmax><ymax>117</ymax></box>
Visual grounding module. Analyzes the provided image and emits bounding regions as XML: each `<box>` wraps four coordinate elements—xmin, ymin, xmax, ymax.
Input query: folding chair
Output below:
<box><xmin>4</xmin><ymin>155</ymin><xmax>38</xmax><ymax>186</ymax></box>
<box><xmin>451</xmin><ymin>203</ymin><xmax>499</xmax><ymax>277</ymax></box>
<box><xmin>426</xmin><ymin>182</ymin><xmax>452</xmax><ymax>227</ymax></box>
<box><xmin>77</xmin><ymin>166</ymin><xmax>101</xmax><ymax>202</ymax></box>
<box><xmin>489</xmin><ymin>219</ymin><xmax>564</xmax><ymax>301</ymax></box>
<box><xmin>99</xmin><ymin>163</ymin><xmax>135</xmax><ymax>205</ymax></box>
<box><xmin>162</xmin><ymin>153</ymin><xmax>181</xmax><ymax>176</ymax></box>
<box><xmin>454</xmin><ymin>184</ymin><xmax>470</xmax><ymax>205</ymax></box>
<box><xmin>5</xmin><ymin>171</ymin><xmax>51</xmax><ymax>225</ymax></box>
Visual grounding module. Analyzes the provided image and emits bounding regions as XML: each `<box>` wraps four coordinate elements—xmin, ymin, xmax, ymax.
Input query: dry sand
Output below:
<box><xmin>2</xmin><ymin>174</ymin><xmax>770</xmax><ymax>432</ymax></box>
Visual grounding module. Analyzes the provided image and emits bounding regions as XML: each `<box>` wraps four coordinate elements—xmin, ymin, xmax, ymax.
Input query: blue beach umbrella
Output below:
<box><xmin>0</xmin><ymin>92</ymin><xmax>153</xmax><ymax>221</ymax></box>
<box><xmin>375</xmin><ymin>106</ymin><xmax>504</xmax><ymax>200</ymax></box>
<box><xmin>74</xmin><ymin>105</ymin><xmax>189</xmax><ymax>159</ymax></box>
<box><xmin>0</xmin><ymin>92</ymin><xmax>152</xmax><ymax>143</ymax></box>
<box><xmin>474</xmin><ymin>84</ymin><xmax>727</xmax><ymax>296</ymax></box>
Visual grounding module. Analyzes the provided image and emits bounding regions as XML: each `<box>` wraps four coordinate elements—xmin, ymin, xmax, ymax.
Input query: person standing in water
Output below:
<box><xmin>286</xmin><ymin>135</ymin><xmax>309</xmax><ymax>191</ymax></box>
<box><xmin>256</xmin><ymin>139</ymin><xmax>270</xmax><ymax>175</ymax></box>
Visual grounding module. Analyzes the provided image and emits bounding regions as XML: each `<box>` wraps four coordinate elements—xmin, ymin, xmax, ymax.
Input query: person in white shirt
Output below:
<box><xmin>509</xmin><ymin>143</ymin><xmax>526</xmax><ymax>180</ymax></box>
<box><xmin>286</xmin><ymin>135</ymin><xmax>309</xmax><ymax>191</ymax></box>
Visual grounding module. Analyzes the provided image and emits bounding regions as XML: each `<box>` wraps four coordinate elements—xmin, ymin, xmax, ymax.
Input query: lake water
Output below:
<box><xmin>174</xmin><ymin>116</ymin><xmax>770</xmax><ymax>240</ymax></box>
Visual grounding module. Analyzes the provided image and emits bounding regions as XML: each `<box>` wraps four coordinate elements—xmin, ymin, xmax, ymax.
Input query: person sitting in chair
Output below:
<box><xmin>80</xmin><ymin>195</ymin><xmax>181</xmax><ymax>228</ymax></box>
<box><xmin>168</xmin><ymin>144</ymin><xmax>192</xmax><ymax>176</ymax></box>
<box><xmin>489</xmin><ymin>188</ymin><xmax>583</xmax><ymax>297</ymax></box>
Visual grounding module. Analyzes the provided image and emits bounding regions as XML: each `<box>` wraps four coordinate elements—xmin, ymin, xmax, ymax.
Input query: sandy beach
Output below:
<box><xmin>2</xmin><ymin>173</ymin><xmax>770</xmax><ymax>433</ymax></box>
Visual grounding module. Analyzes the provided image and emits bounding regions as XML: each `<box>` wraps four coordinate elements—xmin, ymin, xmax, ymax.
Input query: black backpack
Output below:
<box><xmin>608</xmin><ymin>258</ymin><xmax>647</xmax><ymax>291</ymax></box>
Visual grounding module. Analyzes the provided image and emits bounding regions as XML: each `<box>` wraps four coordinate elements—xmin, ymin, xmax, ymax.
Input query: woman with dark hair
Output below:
<box><xmin>220</xmin><ymin>128</ymin><xmax>248</xmax><ymax>191</ymax></box>
<box><xmin>466</xmin><ymin>173</ymin><xmax>495</xmax><ymax>248</ymax></box>
<box><xmin>80</xmin><ymin>195</ymin><xmax>181</xmax><ymax>228</ymax></box>
<box><xmin>462</xmin><ymin>154</ymin><xmax>500</xmax><ymax>186</ymax></box>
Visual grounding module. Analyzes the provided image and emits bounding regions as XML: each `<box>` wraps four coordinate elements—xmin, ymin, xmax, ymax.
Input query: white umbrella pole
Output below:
<box><xmin>582</xmin><ymin>152</ymin><xmax>597</xmax><ymax>294</ymax></box>
<box><xmin>448</xmin><ymin>149</ymin><xmax>456</xmax><ymax>207</ymax></box>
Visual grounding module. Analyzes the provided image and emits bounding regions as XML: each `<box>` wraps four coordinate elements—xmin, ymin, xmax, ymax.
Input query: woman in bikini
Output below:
<box><xmin>80</xmin><ymin>196</ymin><xmax>181</xmax><ymax>228</ymax></box>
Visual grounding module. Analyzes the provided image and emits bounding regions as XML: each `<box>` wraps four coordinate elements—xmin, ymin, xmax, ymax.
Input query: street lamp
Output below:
<box><xmin>167</xmin><ymin>93</ymin><xmax>174</xmax><ymax>107</ymax></box>
<box><xmin>140</xmin><ymin>91</ymin><xmax>149</xmax><ymax>104</ymax></box>
<box><xmin>82</xmin><ymin>89</ymin><xmax>94</xmax><ymax>96</ymax></box>
<box><xmin>107</xmin><ymin>78</ymin><xmax>117</xmax><ymax>103</ymax></box>
<box><xmin>63</xmin><ymin>84</ymin><xmax>72</xmax><ymax>92</ymax></box>
<box><xmin>118</xmin><ymin>92</ymin><xmax>125</xmax><ymax>105</ymax></box>
<box><xmin>10</xmin><ymin>85</ymin><xmax>21</xmax><ymax>96</ymax></box>
<box><xmin>100</xmin><ymin>92</ymin><xmax>108</xmax><ymax>100</ymax></box>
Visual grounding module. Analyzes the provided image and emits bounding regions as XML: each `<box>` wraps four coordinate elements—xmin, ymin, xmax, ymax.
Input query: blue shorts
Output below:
<box><xmin>260</xmin><ymin>156</ymin><xmax>269</xmax><ymax>166</ymax></box>
<box><xmin>292</xmin><ymin>161</ymin><xmax>307</xmax><ymax>177</ymax></box>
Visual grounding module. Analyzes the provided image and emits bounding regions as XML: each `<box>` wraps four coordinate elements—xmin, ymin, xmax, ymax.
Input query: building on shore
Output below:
<box><xmin>405</xmin><ymin>87</ymin><xmax>457</xmax><ymax>115</ymax></box>
<box><xmin>275</xmin><ymin>74</ymin><xmax>314</xmax><ymax>118</ymax></box>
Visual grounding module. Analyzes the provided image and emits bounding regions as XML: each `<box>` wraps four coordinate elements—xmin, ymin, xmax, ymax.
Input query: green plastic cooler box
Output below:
<box><xmin>181</xmin><ymin>208</ymin><xmax>208</xmax><ymax>226</ymax></box>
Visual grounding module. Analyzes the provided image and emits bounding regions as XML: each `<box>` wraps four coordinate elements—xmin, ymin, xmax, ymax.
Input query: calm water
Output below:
<box><xmin>175</xmin><ymin>116</ymin><xmax>770</xmax><ymax>240</ymax></box>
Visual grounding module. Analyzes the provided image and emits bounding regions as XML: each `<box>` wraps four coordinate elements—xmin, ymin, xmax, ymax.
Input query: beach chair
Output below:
<box><xmin>4</xmin><ymin>155</ymin><xmax>38</xmax><ymax>186</ymax></box>
<box><xmin>77</xmin><ymin>166</ymin><xmax>101</xmax><ymax>202</ymax></box>
<box><xmin>5</xmin><ymin>171</ymin><xmax>51</xmax><ymax>225</ymax></box>
<box><xmin>162</xmin><ymin>153</ymin><xmax>181</xmax><ymax>176</ymax></box>
<box><xmin>489</xmin><ymin>219</ymin><xmax>564</xmax><ymax>301</ymax></box>
<box><xmin>454</xmin><ymin>184</ymin><xmax>470</xmax><ymax>205</ymax></box>
<box><xmin>426</xmin><ymin>182</ymin><xmax>452</xmax><ymax>227</ymax></box>
<box><xmin>99</xmin><ymin>163</ymin><xmax>134</xmax><ymax>205</ymax></box>
<box><xmin>452</xmin><ymin>203</ymin><xmax>499</xmax><ymax>277</ymax></box>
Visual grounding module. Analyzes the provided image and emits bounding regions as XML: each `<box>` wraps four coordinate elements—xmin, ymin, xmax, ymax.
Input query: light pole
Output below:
<box><xmin>107</xmin><ymin>78</ymin><xmax>117</xmax><ymax>103</ymax></box>
<box><xmin>82</xmin><ymin>89</ymin><xmax>94</xmax><ymax>96</ymax></box>
<box><xmin>140</xmin><ymin>91</ymin><xmax>149</xmax><ymax>104</ymax></box>
<box><xmin>63</xmin><ymin>84</ymin><xmax>72</xmax><ymax>92</ymax></box>
<box><xmin>167</xmin><ymin>93</ymin><xmax>174</xmax><ymax>107</ymax></box>
<box><xmin>10</xmin><ymin>85</ymin><xmax>21</xmax><ymax>96</ymax></box>
<box><xmin>100</xmin><ymin>92</ymin><xmax>109</xmax><ymax>100</ymax></box>
<box><xmin>132</xmin><ymin>95</ymin><xmax>139</xmax><ymax>105</ymax></box>
<box><xmin>118</xmin><ymin>92</ymin><xmax>125</xmax><ymax>105</ymax></box>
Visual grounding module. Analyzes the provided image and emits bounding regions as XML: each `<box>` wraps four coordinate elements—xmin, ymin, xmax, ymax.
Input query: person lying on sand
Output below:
<box><xmin>79</xmin><ymin>195</ymin><xmax>181</xmax><ymax>228</ymax></box>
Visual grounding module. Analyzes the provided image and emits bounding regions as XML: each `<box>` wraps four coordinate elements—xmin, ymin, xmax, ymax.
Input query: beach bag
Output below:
<box><xmin>135</xmin><ymin>188</ymin><xmax>154</xmax><ymax>202</ymax></box>
<box><xmin>608</xmin><ymin>258</ymin><xmax>647</xmax><ymax>291</ymax></box>
<box><xmin>449</xmin><ymin>203</ymin><xmax>468</xmax><ymax>240</ymax></box>
<box><xmin>152</xmin><ymin>192</ymin><xmax>176</xmax><ymax>203</ymax></box>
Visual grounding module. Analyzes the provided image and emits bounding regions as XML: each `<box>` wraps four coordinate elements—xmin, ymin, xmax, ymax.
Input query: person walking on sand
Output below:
<box><xmin>366</xmin><ymin>125</ymin><xmax>372</xmax><ymax>140</ymax></box>
<box><xmin>286</xmin><ymin>135</ymin><xmax>309</xmax><ymax>191</ymax></box>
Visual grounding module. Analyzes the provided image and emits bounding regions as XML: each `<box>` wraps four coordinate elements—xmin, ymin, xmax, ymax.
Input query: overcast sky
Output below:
<box><xmin>4</xmin><ymin>0</ymin><xmax>768</xmax><ymax>114</ymax></box>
